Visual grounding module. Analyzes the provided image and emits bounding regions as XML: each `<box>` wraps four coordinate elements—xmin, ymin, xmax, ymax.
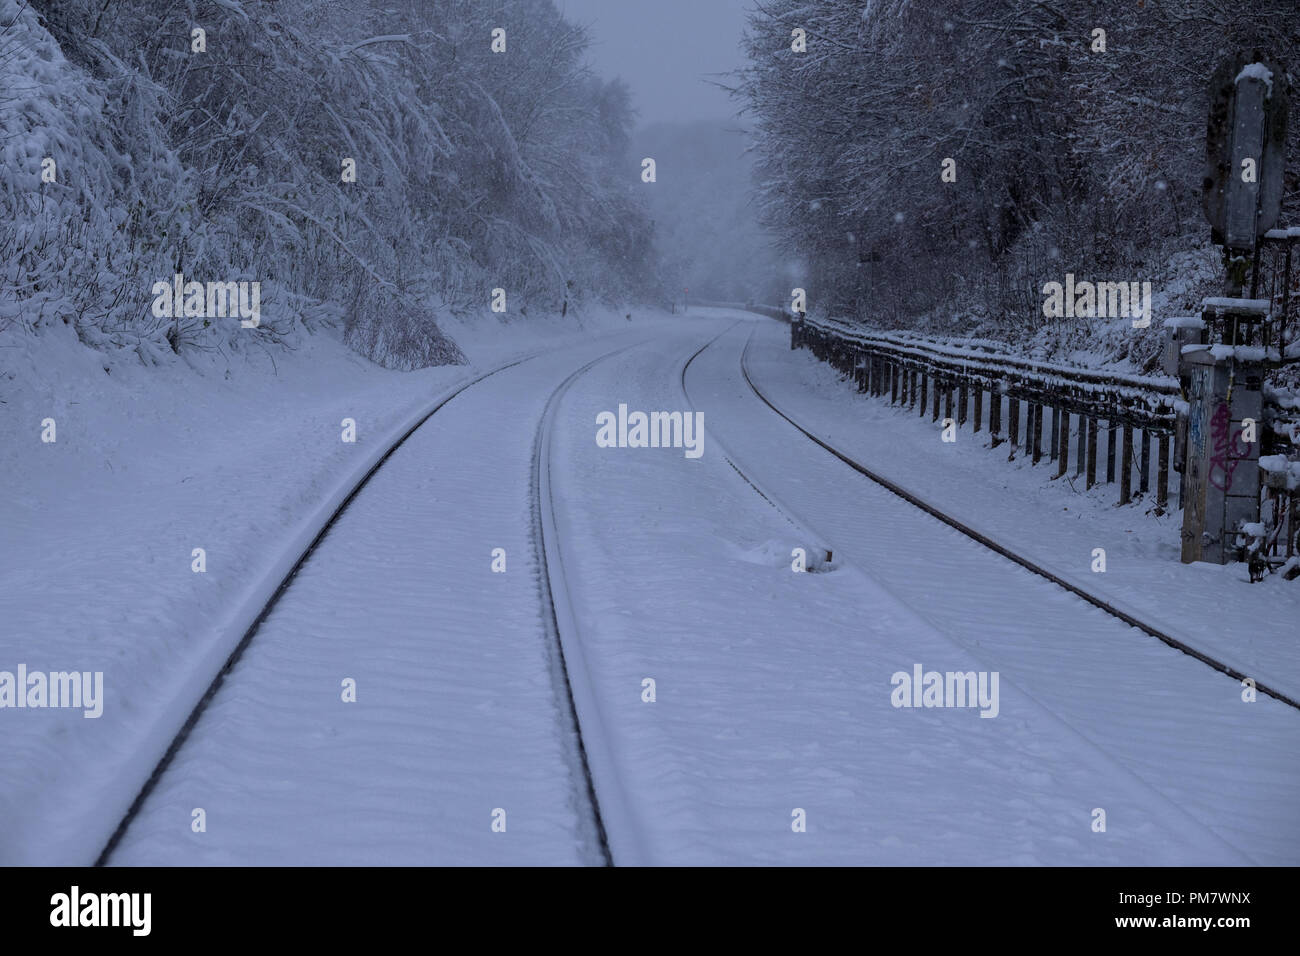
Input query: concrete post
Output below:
<box><xmin>1179</xmin><ymin>350</ymin><xmax>1264</xmax><ymax>563</ymax></box>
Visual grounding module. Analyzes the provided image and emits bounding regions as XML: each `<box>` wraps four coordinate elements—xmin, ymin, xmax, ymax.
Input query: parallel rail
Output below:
<box><xmin>94</xmin><ymin>354</ymin><xmax>544</xmax><ymax>866</ymax></box>
<box><xmin>530</xmin><ymin>342</ymin><xmax>653</xmax><ymax>867</ymax></box>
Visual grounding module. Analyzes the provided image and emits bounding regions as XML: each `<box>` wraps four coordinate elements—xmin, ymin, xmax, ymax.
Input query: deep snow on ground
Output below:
<box><xmin>738</xmin><ymin>313</ymin><xmax>1300</xmax><ymax>701</ymax></box>
<box><xmin>0</xmin><ymin>307</ymin><xmax>656</xmax><ymax>865</ymax></box>
<box><xmin>2</xmin><ymin>310</ymin><xmax>1295</xmax><ymax>866</ymax></box>
<box><xmin>548</xmin><ymin>321</ymin><xmax>1262</xmax><ymax>864</ymax></box>
<box><xmin>108</xmin><ymin>338</ymin><xmax>656</xmax><ymax>866</ymax></box>
<box><xmin>112</xmin><ymin>317</ymin><xmax>1297</xmax><ymax>865</ymax></box>
<box><xmin>684</xmin><ymin>313</ymin><xmax>1299</xmax><ymax>864</ymax></box>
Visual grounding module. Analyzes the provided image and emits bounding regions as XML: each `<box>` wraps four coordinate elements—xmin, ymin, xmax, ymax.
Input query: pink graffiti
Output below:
<box><xmin>1207</xmin><ymin>402</ymin><xmax>1250</xmax><ymax>492</ymax></box>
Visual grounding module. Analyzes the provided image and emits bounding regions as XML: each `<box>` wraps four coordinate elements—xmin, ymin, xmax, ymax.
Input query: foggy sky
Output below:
<box><xmin>556</xmin><ymin>0</ymin><xmax>753</xmax><ymax>125</ymax></box>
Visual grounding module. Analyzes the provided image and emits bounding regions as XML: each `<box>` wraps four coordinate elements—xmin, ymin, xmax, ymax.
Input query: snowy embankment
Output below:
<box><xmin>0</xmin><ymin>308</ymin><xmax>652</xmax><ymax>865</ymax></box>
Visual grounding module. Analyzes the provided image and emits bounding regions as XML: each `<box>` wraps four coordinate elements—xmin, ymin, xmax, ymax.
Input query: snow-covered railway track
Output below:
<box><xmin>676</xmin><ymin>319</ymin><xmax>1300</xmax><ymax>862</ymax></box>
<box><xmin>731</xmin><ymin>324</ymin><xmax>1300</xmax><ymax>713</ymax></box>
<box><xmin>93</xmin><ymin>349</ymin><xmax>556</xmax><ymax>866</ymax></box>
<box><xmin>529</xmin><ymin>343</ymin><xmax>657</xmax><ymax>866</ymax></box>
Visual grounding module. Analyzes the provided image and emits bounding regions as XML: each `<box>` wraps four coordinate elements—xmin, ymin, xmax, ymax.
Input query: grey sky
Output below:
<box><xmin>555</xmin><ymin>0</ymin><xmax>753</xmax><ymax>125</ymax></box>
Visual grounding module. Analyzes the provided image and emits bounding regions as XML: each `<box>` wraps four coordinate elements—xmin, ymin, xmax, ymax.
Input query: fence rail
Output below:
<box><xmin>785</xmin><ymin>313</ymin><xmax>1300</xmax><ymax>568</ymax></box>
<box><xmin>794</xmin><ymin>315</ymin><xmax>1182</xmax><ymax>509</ymax></box>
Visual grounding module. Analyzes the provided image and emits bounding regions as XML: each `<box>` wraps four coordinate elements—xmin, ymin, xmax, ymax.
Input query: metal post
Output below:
<box><xmin>1076</xmin><ymin>416</ymin><xmax>1086</xmax><ymax>478</ymax></box>
<box><xmin>1056</xmin><ymin>411</ymin><xmax>1069</xmax><ymax>478</ymax></box>
<box><xmin>989</xmin><ymin>388</ymin><xmax>1002</xmax><ymax>446</ymax></box>
<box><xmin>1008</xmin><ymin>399</ymin><xmax>1020</xmax><ymax>460</ymax></box>
<box><xmin>1106</xmin><ymin>422</ymin><xmax>1117</xmax><ymax>483</ymax></box>
<box><xmin>1086</xmin><ymin>418</ymin><xmax>1099</xmax><ymax>489</ymax></box>
<box><xmin>1140</xmin><ymin>429</ymin><xmax>1151</xmax><ymax>495</ymax></box>
<box><xmin>1157</xmin><ymin>433</ymin><xmax>1170</xmax><ymax>509</ymax></box>
<box><xmin>1120</xmin><ymin>426</ymin><xmax>1134</xmax><ymax>505</ymax></box>
<box><xmin>1031</xmin><ymin>404</ymin><xmax>1043</xmax><ymax>464</ymax></box>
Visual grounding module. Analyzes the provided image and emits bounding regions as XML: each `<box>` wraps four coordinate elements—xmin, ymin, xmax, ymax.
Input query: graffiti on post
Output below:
<box><xmin>1207</xmin><ymin>401</ymin><xmax>1250</xmax><ymax>491</ymax></box>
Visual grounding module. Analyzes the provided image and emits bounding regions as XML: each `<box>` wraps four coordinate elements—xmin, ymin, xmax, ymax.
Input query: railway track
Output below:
<box><xmin>727</xmin><ymin>322</ymin><xmax>1300</xmax><ymax>713</ymax></box>
<box><xmin>529</xmin><ymin>343</ymin><xmax>645</xmax><ymax>867</ymax></box>
<box><xmin>88</xmin><ymin>317</ymin><xmax>1289</xmax><ymax>867</ymax></box>
<box><xmin>527</xmin><ymin>328</ymin><xmax>770</xmax><ymax>865</ymax></box>
<box><xmin>681</xmin><ymin>318</ymin><xmax>1269</xmax><ymax>864</ymax></box>
<box><xmin>96</xmin><ymin>337</ymin><xmax>646</xmax><ymax>866</ymax></box>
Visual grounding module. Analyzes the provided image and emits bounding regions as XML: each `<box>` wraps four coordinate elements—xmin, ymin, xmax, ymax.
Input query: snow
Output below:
<box><xmin>1259</xmin><ymin>455</ymin><xmax>1300</xmax><ymax>491</ymax></box>
<box><xmin>0</xmin><ymin>306</ymin><xmax>659</xmax><ymax>864</ymax></box>
<box><xmin>5</xmin><ymin>309</ymin><xmax>1299</xmax><ymax>865</ymax></box>
<box><xmin>754</xmin><ymin>314</ymin><xmax>1300</xmax><ymax>704</ymax></box>
<box><xmin>1209</xmin><ymin>344</ymin><xmax>1269</xmax><ymax>361</ymax></box>
<box><xmin>685</xmin><ymin>314</ymin><xmax>1300</xmax><ymax>863</ymax></box>
<box><xmin>1203</xmin><ymin>297</ymin><xmax>1272</xmax><ymax>313</ymax></box>
<box><xmin>109</xmin><ymin>338</ymin><xmax>652</xmax><ymax>866</ymax></box>
<box><xmin>1236</xmin><ymin>62</ymin><xmax>1275</xmax><ymax>96</ymax></box>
